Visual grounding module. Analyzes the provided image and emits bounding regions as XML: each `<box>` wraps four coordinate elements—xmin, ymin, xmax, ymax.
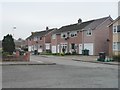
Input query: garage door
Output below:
<box><xmin>52</xmin><ymin>46</ymin><xmax>56</xmax><ymax>53</ymax></box>
<box><xmin>84</xmin><ymin>43</ymin><xmax>94</xmax><ymax>55</ymax></box>
<box><xmin>28</xmin><ymin>46</ymin><xmax>32</xmax><ymax>52</ymax></box>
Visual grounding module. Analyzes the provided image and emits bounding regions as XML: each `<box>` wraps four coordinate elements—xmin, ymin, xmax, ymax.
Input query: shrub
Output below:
<box><xmin>113</xmin><ymin>55</ymin><xmax>120</xmax><ymax>62</ymax></box>
<box><xmin>59</xmin><ymin>53</ymin><xmax>64</xmax><ymax>56</ymax></box>
<box><xmin>2</xmin><ymin>34</ymin><xmax>15</xmax><ymax>55</ymax></box>
<box><xmin>2</xmin><ymin>52</ymin><xmax>10</xmax><ymax>57</ymax></box>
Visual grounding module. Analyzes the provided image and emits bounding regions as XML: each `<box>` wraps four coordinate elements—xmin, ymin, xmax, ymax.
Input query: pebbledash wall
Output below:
<box><xmin>109</xmin><ymin>16</ymin><xmax>120</xmax><ymax>56</ymax></box>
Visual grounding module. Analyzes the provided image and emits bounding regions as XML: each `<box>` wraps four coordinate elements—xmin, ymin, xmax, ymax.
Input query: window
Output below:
<box><xmin>113</xmin><ymin>26</ymin><xmax>117</xmax><ymax>33</ymax></box>
<box><xmin>52</xmin><ymin>34</ymin><xmax>56</xmax><ymax>39</ymax></box>
<box><xmin>113</xmin><ymin>42</ymin><xmax>120</xmax><ymax>51</ymax></box>
<box><xmin>117</xmin><ymin>25</ymin><xmax>120</xmax><ymax>32</ymax></box>
<box><xmin>61</xmin><ymin>33</ymin><xmax>67</xmax><ymax>38</ymax></box>
<box><xmin>118</xmin><ymin>42</ymin><xmax>120</xmax><ymax>51</ymax></box>
<box><xmin>70</xmin><ymin>31</ymin><xmax>77</xmax><ymax>37</ymax></box>
<box><xmin>34</xmin><ymin>37</ymin><xmax>38</xmax><ymax>41</ymax></box>
<box><xmin>86</xmin><ymin>30</ymin><xmax>92</xmax><ymax>36</ymax></box>
<box><xmin>113</xmin><ymin>42</ymin><xmax>117</xmax><ymax>50</ymax></box>
<box><xmin>40</xmin><ymin>37</ymin><xmax>42</xmax><ymax>40</ymax></box>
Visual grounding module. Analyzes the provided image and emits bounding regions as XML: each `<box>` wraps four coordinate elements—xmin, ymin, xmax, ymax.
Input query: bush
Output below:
<box><xmin>2</xmin><ymin>52</ymin><xmax>10</xmax><ymax>57</ymax></box>
<box><xmin>2</xmin><ymin>34</ymin><xmax>15</xmax><ymax>55</ymax></box>
<box><xmin>59</xmin><ymin>53</ymin><xmax>64</xmax><ymax>56</ymax></box>
<box><xmin>40</xmin><ymin>52</ymin><xmax>52</xmax><ymax>55</ymax></box>
<box><xmin>113</xmin><ymin>55</ymin><xmax>120</xmax><ymax>62</ymax></box>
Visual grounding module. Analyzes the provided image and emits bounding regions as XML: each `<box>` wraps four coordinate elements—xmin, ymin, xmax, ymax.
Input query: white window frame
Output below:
<box><xmin>118</xmin><ymin>42</ymin><xmax>120</xmax><ymax>51</ymax></box>
<box><xmin>34</xmin><ymin>37</ymin><xmax>38</xmax><ymax>41</ymax></box>
<box><xmin>45</xmin><ymin>43</ymin><xmax>50</xmax><ymax>50</ymax></box>
<box><xmin>86</xmin><ymin>30</ymin><xmax>92</xmax><ymax>36</ymax></box>
<box><xmin>113</xmin><ymin>42</ymin><xmax>118</xmax><ymax>51</ymax></box>
<box><xmin>113</xmin><ymin>26</ymin><xmax>117</xmax><ymax>33</ymax></box>
<box><xmin>52</xmin><ymin>34</ymin><xmax>56</xmax><ymax>39</ymax></box>
<box><xmin>61</xmin><ymin>33</ymin><xmax>67</xmax><ymax>38</ymax></box>
<box><xmin>70</xmin><ymin>31</ymin><xmax>77</xmax><ymax>38</ymax></box>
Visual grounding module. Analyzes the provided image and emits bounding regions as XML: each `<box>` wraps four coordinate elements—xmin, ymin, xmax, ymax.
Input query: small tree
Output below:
<box><xmin>2</xmin><ymin>34</ymin><xmax>15</xmax><ymax>55</ymax></box>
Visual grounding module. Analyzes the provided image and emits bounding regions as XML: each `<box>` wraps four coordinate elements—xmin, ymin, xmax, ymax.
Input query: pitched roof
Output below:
<box><xmin>52</xmin><ymin>20</ymin><xmax>94</xmax><ymax>34</ymax></box>
<box><xmin>108</xmin><ymin>16</ymin><xmax>120</xmax><ymax>26</ymax></box>
<box><xmin>83</xmin><ymin>16</ymin><xmax>110</xmax><ymax>30</ymax></box>
<box><xmin>26</xmin><ymin>28</ymin><xmax>56</xmax><ymax>40</ymax></box>
<box><xmin>52</xmin><ymin>16</ymin><xmax>110</xmax><ymax>34</ymax></box>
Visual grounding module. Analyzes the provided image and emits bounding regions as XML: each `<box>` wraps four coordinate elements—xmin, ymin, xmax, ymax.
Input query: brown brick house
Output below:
<box><xmin>26</xmin><ymin>27</ymin><xmax>57</xmax><ymax>53</ymax></box>
<box><xmin>51</xmin><ymin>16</ymin><xmax>113</xmax><ymax>55</ymax></box>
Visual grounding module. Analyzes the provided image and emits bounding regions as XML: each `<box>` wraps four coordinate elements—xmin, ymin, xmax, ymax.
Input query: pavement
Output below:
<box><xmin>0</xmin><ymin>61</ymin><xmax>56</xmax><ymax>66</ymax></box>
<box><xmin>0</xmin><ymin>55</ymin><xmax>119</xmax><ymax>66</ymax></box>
<box><xmin>38</xmin><ymin>55</ymin><xmax>119</xmax><ymax>65</ymax></box>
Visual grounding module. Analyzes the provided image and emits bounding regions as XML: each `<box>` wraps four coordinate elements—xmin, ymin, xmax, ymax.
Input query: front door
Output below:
<box><xmin>57</xmin><ymin>45</ymin><xmax>60</xmax><ymax>53</ymax></box>
<box><xmin>79</xmin><ymin>44</ymin><xmax>82</xmax><ymax>54</ymax></box>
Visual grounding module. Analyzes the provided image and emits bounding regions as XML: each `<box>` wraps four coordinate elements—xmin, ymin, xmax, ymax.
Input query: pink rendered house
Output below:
<box><xmin>51</xmin><ymin>16</ymin><xmax>113</xmax><ymax>55</ymax></box>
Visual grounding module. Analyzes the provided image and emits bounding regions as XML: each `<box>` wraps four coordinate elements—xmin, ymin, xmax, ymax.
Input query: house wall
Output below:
<box><xmin>113</xmin><ymin>21</ymin><xmax>120</xmax><ymax>42</ymax></box>
<box><xmin>94</xmin><ymin>18</ymin><xmax>112</xmax><ymax>55</ymax></box>
<box><xmin>112</xmin><ymin>19</ymin><xmax>120</xmax><ymax>55</ymax></box>
<box><xmin>51</xmin><ymin>31</ymin><xmax>82</xmax><ymax>53</ymax></box>
<box><xmin>83</xmin><ymin>30</ymin><xmax>95</xmax><ymax>43</ymax></box>
<box><xmin>45</xmin><ymin>32</ymin><xmax>52</xmax><ymax>43</ymax></box>
<box><xmin>108</xmin><ymin>25</ymin><xmax>113</xmax><ymax>57</ymax></box>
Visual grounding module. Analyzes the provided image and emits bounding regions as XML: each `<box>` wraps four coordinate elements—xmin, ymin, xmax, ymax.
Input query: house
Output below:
<box><xmin>109</xmin><ymin>16</ymin><xmax>120</xmax><ymax>57</ymax></box>
<box><xmin>51</xmin><ymin>16</ymin><xmax>113</xmax><ymax>55</ymax></box>
<box><xmin>14</xmin><ymin>38</ymin><xmax>26</xmax><ymax>49</ymax></box>
<box><xmin>26</xmin><ymin>27</ymin><xmax>57</xmax><ymax>53</ymax></box>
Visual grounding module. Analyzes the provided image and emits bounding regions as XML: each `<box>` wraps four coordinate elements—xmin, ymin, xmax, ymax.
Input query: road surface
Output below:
<box><xmin>2</xmin><ymin>55</ymin><xmax>118</xmax><ymax>88</ymax></box>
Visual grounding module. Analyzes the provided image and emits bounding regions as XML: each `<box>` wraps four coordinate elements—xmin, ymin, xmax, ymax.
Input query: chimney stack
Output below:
<box><xmin>46</xmin><ymin>26</ymin><xmax>49</xmax><ymax>30</ymax></box>
<box><xmin>31</xmin><ymin>32</ymin><xmax>35</xmax><ymax>35</ymax></box>
<box><xmin>78</xmin><ymin>18</ymin><xmax>82</xmax><ymax>23</ymax></box>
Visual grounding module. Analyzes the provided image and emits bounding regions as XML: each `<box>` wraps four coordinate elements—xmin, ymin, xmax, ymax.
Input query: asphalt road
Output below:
<box><xmin>2</xmin><ymin>55</ymin><xmax>118</xmax><ymax>88</ymax></box>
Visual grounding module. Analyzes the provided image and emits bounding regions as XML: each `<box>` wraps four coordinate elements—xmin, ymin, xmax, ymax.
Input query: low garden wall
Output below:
<box><xmin>2</xmin><ymin>51</ymin><xmax>30</xmax><ymax>61</ymax></box>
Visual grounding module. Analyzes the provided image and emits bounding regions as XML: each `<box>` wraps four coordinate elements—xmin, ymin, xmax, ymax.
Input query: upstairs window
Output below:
<box><xmin>61</xmin><ymin>33</ymin><xmax>67</xmax><ymax>38</ymax></box>
<box><xmin>52</xmin><ymin>34</ymin><xmax>56</xmax><ymax>39</ymax></box>
<box><xmin>70</xmin><ymin>31</ymin><xmax>77</xmax><ymax>37</ymax></box>
<box><xmin>34</xmin><ymin>37</ymin><xmax>38</xmax><ymax>41</ymax></box>
<box><xmin>86</xmin><ymin>30</ymin><xmax>92</xmax><ymax>36</ymax></box>
<box><xmin>117</xmin><ymin>25</ymin><xmax>120</xmax><ymax>32</ymax></box>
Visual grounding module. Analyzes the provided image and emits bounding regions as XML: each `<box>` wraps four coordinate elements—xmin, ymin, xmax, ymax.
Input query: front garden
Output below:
<box><xmin>2</xmin><ymin>34</ymin><xmax>30</xmax><ymax>62</ymax></box>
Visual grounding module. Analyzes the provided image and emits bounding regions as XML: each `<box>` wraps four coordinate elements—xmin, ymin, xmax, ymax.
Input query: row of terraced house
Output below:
<box><xmin>26</xmin><ymin>16</ymin><xmax>120</xmax><ymax>57</ymax></box>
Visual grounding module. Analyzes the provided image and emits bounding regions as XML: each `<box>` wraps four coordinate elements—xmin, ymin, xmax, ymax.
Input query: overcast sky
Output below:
<box><xmin>0</xmin><ymin>1</ymin><xmax>119</xmax><ymax>40</ymax></box>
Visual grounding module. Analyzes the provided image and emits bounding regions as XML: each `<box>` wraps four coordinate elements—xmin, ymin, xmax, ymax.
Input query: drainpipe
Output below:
<box><xmin>67</xmin><ymin>32</ymin><xmax>70</xmax><ymax>53</ymax></box>
<box><xmin>82</xmin><ymin>29</ymin><xmax>84</xmax><ymax>50</ymax></box>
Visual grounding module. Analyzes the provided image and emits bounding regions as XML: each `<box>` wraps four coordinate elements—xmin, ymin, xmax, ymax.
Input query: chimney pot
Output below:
<box><xmin>78</xmin><ymin>18</ymin><xmax>82</xmax><ymax>23</ymax></box>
